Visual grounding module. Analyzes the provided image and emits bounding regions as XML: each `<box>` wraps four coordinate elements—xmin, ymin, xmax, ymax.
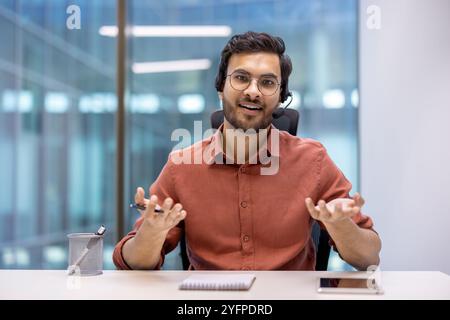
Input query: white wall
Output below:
<box><xmin>359</xmin><ymin>0</ymin><xmax>450</xmax><ymax>273</ymax></box>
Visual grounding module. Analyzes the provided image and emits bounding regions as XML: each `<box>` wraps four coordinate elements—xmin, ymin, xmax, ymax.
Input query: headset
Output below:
<box><xmin>272</xmin><ymin>91</ymin><xmax>293</xmax><ymax>119</ymax></box>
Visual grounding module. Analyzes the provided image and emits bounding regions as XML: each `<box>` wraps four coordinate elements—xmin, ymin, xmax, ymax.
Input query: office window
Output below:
<box><xmin>0</xmin><ymin>1</ymin><xmax>117</xmax><ymax>269</ymax></box>
<box><xmin>0</xmin><ymin>0</ymin><xmax>358</xmax><ymax>271</ymax></box>
<box><xmin>125</xmin><ymin>0</ymin><xmax>359</xmax><ymax>270</ymax></box>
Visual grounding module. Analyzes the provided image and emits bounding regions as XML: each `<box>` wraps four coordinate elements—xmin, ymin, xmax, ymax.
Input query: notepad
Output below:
<box><xmin>179</xmin><ymin>273</ymin><xmax>256</xmax><ymax>291</ymax></box>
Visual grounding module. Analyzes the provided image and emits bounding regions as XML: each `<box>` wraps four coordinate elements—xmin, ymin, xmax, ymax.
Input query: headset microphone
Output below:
<box><xmin>272</xmin><ymin>92</ymin><xmax>293</xmax><ymax>119</ymax></box>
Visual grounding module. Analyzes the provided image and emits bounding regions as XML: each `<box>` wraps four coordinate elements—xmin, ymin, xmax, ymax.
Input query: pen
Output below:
<box><xmin>129</xmin><ymin>203</ymin><xmax>163</xmax><ymax>213</ymax></box>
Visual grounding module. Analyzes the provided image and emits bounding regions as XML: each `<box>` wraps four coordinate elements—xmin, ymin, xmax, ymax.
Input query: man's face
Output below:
<box><xmin>220</xmin><ymin>52</ymin><xmax>282</xmax><ymax>131</ymax></box>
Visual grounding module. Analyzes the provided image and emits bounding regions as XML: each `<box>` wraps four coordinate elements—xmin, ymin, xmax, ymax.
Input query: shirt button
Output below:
<box><xmin>243</xmin><ymin>235</ymin><xmax>250</xmax><ymax>242</ymax></box>
<box><xmin>240</xmin><ymin>201</ymin><xmax>247</xmax><ymax>208</ymax></box>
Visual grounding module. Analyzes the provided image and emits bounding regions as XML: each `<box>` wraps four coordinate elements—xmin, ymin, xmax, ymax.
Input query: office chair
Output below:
<box><xmin>178</xmin><ymin>109</ymin><xmax>331</xmax><ymax>271</ymax></box>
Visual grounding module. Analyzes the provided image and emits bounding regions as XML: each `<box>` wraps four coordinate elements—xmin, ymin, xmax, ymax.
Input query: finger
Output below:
<box><xmin>166</xmin><ymin>207</ymin><xmax>183</xmax><ymax>225</ymax></box>
<box><xmin>337</xmin><ymin>205</ymin><xmax>359</xmax><ymax>220</ymax></box>
<box><xmin>335</xmin><ymin>202</ymin><xmax>343</xmax><ymax>214</ymax></box>
<box><xmin>318</xmin><ymin>200</ymin><xmax>332</xmax><ymax>220</ymax></box>
<box><xmin>166</xmin><ymin>203</ymin><xmax>182</xmax><ymax>223</ymax></box>
<box><xmin>333</xmin><ymin>202</ymin><xmax>352</xmax><ymax>219</ymax></box>
<box><xmin>178</xmin><ymin>209</ymin><xmax>187</xmax><ymax>221</ymax></box>
<box><xmin>142</xmin><ymin>194</ymin><xmax>157</xmax><ymax>217</ymax></box>
<box><xmin>172</xmin><ymin>203</ymin><xmax>183</xmax><ymax>212</ymax></box>
<box><xmin>335</xmin><ymin>202</ymin><xmax>354</xmax><ymax>214</ymax></box>
<box><xmin>175</xmin><ymin>209</ymin><xmax>187</xmax><ymax>221</ymax></box>
<box><xmin>343</xmin><ymin>199</ymin><xmax>356</xmax><ymax>208</ymax></box>
<box><xmin>173</xmin><ymin>210</ymin><xmax>187</xmax><ymax>226</ymax></box>
<box><xmin>353</xmin><ymin>192</ymin><xmax>365</xmax><ymax>208</ymax></box>
<box><xmin>135</xmin><ymin>187</ymin><xmax>145</xmax><ymax>204</ymax></box>
<box><xmin>355</xmin><ymin>192</ymin><xmax>366</xmax><ymax>208</ymax></box>
<box><xmin>305</xmin><ymin>198</ymin><xmax>320</xmax><ymax>219</ymax></box>
<box><xmin>161</xmin><ymin>197</ymin><xmax>174</xmax><ymax>217</ymax></box>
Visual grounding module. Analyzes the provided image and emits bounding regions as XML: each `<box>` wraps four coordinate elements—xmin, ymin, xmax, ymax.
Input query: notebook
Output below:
<box><xmin>179</xmin><ymin>273</ymin><xmax>256</xmax><ymax>291</ymax></box>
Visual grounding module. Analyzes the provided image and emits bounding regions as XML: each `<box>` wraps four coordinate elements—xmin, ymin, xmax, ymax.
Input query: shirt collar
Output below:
<box><xmin>205</xmin><ymin>123</ymin><xmax>280</xmax><ymax>165</ymax></box>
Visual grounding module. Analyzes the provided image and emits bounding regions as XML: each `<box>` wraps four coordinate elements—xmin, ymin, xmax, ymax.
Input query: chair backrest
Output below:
<box><xmin>178</xmin><ymin>109</ymin><xmax>331</xmax><ymax>271</ymax></box>
<box><xmin>311</xmin><ymin>222</ymin><xmax>331</xmax><ymax>271</ymax></box>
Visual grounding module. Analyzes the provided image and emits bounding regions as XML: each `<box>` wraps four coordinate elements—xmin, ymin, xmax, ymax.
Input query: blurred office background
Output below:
<box><xmin>0</xmin><ymin>0</ymin><xmax>360</xmax><ymax>270</ymax></box>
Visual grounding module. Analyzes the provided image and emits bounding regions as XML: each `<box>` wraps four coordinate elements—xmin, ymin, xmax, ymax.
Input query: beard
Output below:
<box><xmin>222</xmin><ymin>95</ymin><xmax>274</xmax><ymax>132</ymax></box>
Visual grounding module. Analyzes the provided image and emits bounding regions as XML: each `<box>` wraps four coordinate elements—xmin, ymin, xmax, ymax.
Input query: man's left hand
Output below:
<box><xmin>305</xmin><ymin>193</ymin><xmax>365</xmax><ymax>225</ymax></box>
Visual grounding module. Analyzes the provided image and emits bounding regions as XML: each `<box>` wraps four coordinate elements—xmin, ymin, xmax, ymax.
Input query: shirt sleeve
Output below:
<box><xmin>112</xmin><ymin>154</ymin><xmax>183</xmax><ymax>270</ymax></box>
<box><xmin>315</xmin><ymin>145</ymin><xmax>376</xmax><ymax>247</ymax></box>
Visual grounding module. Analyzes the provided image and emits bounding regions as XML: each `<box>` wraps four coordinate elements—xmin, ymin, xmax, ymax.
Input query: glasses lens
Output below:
<box><xmin>230</xmin><ymin>73</ymin><xmax>250</xmax><ymax>91</ymax></box>
<box><xmin>258</xmin><ymin>77</ymin><xmax>279</xmax><ymax>96</ymax></box>
<box><xmin>229</xmin><ymin>72</ymin><xmax>279</xmax><ymax>96</ymax></box>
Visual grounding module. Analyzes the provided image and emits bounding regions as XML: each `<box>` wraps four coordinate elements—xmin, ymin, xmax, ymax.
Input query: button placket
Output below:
<box><xmin>238</xmin><ymin>166</ymin><xmax>254</xmax><ymax>269</ymax></box>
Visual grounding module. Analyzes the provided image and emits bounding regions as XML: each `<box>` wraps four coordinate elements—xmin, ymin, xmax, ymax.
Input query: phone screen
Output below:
<box><xmin>319</xmin><ymin>277</ymin><xmax>376</xmax><ymax>289</ymax></box>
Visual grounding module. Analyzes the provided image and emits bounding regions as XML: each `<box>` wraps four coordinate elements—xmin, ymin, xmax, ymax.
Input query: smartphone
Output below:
<box><xmin>317</xmin><ymin>277</ymin><xmax>384</xmax><ymax>294</ymax></box>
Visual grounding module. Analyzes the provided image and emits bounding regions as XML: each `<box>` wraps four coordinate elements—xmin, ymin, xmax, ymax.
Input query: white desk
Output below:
<box><xmin>0</xmin><ymin>270</ymin><xmax>449</xmax><ymax>300</ymax></box>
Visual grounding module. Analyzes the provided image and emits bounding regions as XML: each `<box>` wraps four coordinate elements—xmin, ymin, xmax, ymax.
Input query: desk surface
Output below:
<box><xmin>1</xmin><ymin>270</ymin><xmax>449</xmax><ymax>300</ymax></box>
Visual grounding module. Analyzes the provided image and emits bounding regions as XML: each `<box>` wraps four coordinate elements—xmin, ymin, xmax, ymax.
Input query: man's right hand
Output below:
<box><xmin>135</xmin><ymin>187</ymin><xmax>187</xmax><ymax>234</ymax></box>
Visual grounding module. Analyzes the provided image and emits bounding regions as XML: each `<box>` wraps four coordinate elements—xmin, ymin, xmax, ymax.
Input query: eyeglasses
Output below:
<box><xmin>226</xmin><ymin>71</ymin><xmax>280</xmax><ymax>96</ymax></box>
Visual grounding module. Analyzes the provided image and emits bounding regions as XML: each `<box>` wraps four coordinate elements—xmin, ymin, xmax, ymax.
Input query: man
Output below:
<box><xmin>113</xmin><ymin>31</ymin><xmax>381</xmax><ymax>271</ymax></box>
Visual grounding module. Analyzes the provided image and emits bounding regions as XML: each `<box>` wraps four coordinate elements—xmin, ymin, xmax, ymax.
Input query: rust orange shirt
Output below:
<box><xmin>113</xmin><ymin>125</ymin><xmax>374</xmax><ymax>270</ymax></box>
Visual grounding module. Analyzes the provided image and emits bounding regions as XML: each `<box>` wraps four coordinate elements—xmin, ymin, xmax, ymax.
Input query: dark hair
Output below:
<box><xmin>215</xmin><ymin>31</ymin><xmax>292</xmax><ymax>103</ymax></box>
